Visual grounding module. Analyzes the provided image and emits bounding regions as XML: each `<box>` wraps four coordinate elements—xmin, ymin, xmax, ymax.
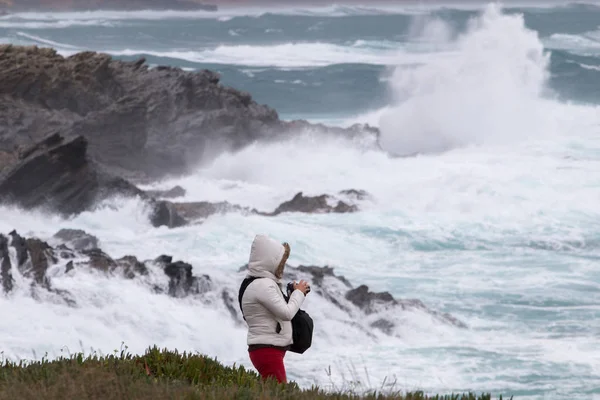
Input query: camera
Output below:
<box><xmin>287</xmin><ymin>281</ymin><xmax>310</xmax><ymax>296</ymax></box>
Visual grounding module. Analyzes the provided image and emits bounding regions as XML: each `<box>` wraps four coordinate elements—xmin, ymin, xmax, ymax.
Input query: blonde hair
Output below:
<box><xmin>275</xmin><ymin>242</ymin><xmax>290</xmax><ymax>279</ymax></box>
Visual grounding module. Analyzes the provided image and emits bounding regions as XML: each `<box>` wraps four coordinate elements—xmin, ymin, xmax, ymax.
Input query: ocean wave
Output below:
<box><xmin>0</xmin><ymin>18</ymin><xmax>119</xmax><ymax>29</ymax></box>
<box><xmin>544</xmin><ymin>32</ymin><xmax>600</xmax><ymax>54</ymax></box>
<box><xmin>99</xmin><ymin>42</ymin><xmax>438</xmax><ymax>68</ymax></box>
<box><xmin>375</xmin><ymin>3</ymin><xmax>597</xmax><ymax>157</ymax></box>
<box><xmin>0</xmin><ymin>7</ymin><xmax>409</xmax><ymax>24</ymax></box>
<box><xmin>15</xmin><ymin>31</ymin><xmax>80</xmax><ymax>49</ymax></box>
<box><xmin>3</xmin><ymin>2</ymin><xmax>597</xmax><ymax>23</ymax></box>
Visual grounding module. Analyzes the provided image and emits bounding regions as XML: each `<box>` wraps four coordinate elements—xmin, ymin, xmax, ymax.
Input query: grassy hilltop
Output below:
<box><xmin>0</xmin><ymin>346</ymin><xmax>511</xmax><ymax>400</ymax></box>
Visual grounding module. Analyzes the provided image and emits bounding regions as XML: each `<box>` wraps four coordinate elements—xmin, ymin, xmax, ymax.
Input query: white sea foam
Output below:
<box><xmin>0</xmin><ymin>1</ymin><xmax>578</xmax><ymax>24</ymax></box>
<box><xmin>377</xmin><ymin>4</ymin><xmax>561</xmax><ymax>156</ymax></box>
<box><xmin>15</xmin><ymin>31</ymin><xmax>79</xmax><ymax>49</ymax></box>
<box><xmin>544</xmin><ymin>32</ymin><xmax>600</xmax><ymax>54</ymax></box>
<box><xmin>97</xmin><ymin>41</ymin><xmax>443</xmax><ymax>68</ymax></box>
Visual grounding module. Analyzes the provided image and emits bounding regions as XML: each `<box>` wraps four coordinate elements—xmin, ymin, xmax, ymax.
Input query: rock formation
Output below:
<box><xmin>0</xmin><ymin>131</ymin><xmax>368</xmax><ymax>226</ymax></box>
<box><xmin>0</xmin><ymin>230</ymin><xmax>210</xmax><ymax>302</ymax></box>
<box><xmin>0</xmin><ymin>132</ymin><xmax>144</xmax><ymax>216</ymax></box>
<box><xmin>53</xmin><ymin>229</ymin><xmax>100</xmax><ymax>251</ymax></box>
<box><xmin>0</xmin><ymin>45</ymin><xmax>378</xmax><ymax>223</ymax></box>
<box><xmin>0</xmin><ymin>230</ymin><xmax>467</xmax><ymax>337</ymax></box>
<box><xmin>0</xmin><ymin>45</ymin><xmax>377</xmax><ymax>181</ymax></box>
<box><xmin>155</xmin><ymin>190</ymin><xmax>367</xmax><ymax>227</ymax></box>
<box><xmin>0</xmin><ymin>45</ymin><xmax>278</xmax><ymax>180</ymax></box>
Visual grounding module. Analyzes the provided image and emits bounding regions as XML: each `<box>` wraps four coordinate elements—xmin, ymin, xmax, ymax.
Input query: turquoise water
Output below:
<box><xmin>1</xmin><ymin>3</ymin><xmax>600</xmax><ymax>399</ymax></box>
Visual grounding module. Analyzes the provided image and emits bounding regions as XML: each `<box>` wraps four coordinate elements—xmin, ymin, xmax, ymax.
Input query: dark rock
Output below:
<box><xmin>163</xmin><ymin>260</ymin><xmax>211</xmax><ymax>298</ymax></box>
<box><xmin>338</xmin><ymin>189</ymin><xmax>371</xmax><ymax>201</ymax></box>
<box><xmin>0</xmin><ymin>131</ymin><xmax>191</xmax><ymax>229</ymax></box>
<box><xmin>8</xmin><ymin>230</ymin><xmax>27</xmax><ymax>266</ymax></box>
<box><xmin>397</xmin><ymin>298</ymin><xmax>468</xmax><ymax>328</ymax></box>
<box><xmin>171</xmin><ymin>201</ymin><xmax>247</xmax><ymax>221</ymax></box>
<box><xmin>371</xmin><ymin>319</ymin><xmax>395</xmax><ymax>335</ymax></box>
<box><xmin>146</xmin><ymin>189</ymin><xmax>370</xmax><ymax>228</ymax></box>
<box><xmin>81</xmin><ymin>248</ymin><xmax>147</xmax><ymax>279</ymax></box>
<box><xmin>115</xmin><ymin>255</ymin><xmax>148</xmax><ymax>279</ymax></box>
<box><xmin>148</xmin><ymin>200</ymin><xmax>251</xmax><ymax>228</ymax></box>
<box><xmin>155</xmin><ymin>255</ymin><xmax>173</xmax><ymax>264</ymax></box>
<box><xmin>22</xmin><ymin>238</ymin><xmax>56</xmax><ymax>288</ymax></box>
<box><xmin>345</xmin><ymin>284</ymin><xmax>467</xmax><ymax>329</ymax></box>
<box><xmin>0</xmin><ymin>46</ymin><xmax>277</xmax><ymax>180</ymax></box>
<box><xmin>149</xmin><ymin>200</ymin><xmax>188</xmax><ymax>228</ymax></box>
<box><xmin>0</xmin><ymin>234</ymin><xmax>13</xmax><ymax>293</ymax></box>
<box><xmin>5</xmin><ymin>231</ymin><xmax>56</xmax><ymax>289</ymax></box>
<box><xmin>65</xmin><ymin>261</ymin><xmax>74</xmax><ymax>273</ymax></box>
<box><xmin>145</xmin><ymin>185</ymin><xmax>186</xmax><ymax>199</ymax></box>
<box><xmin>53</xmin><ymin>229</ymin><xmax>99</xmax><ymax>251</ymax></box>
<box><xmin>0</xmin><ymin>150</ymin><xmax>16</xmax><ymax>172</ymax></box>
<box><xmin>264</xmin><ymin>192</ymin><xmax>358</xmax><ymax>216</ymax></box>
<box><xmin>296</xmin><ymin>265</ymin><xmax>352</xmax><ymax>288</ymax></box>
<box><xmin>0</xmin><ymin>133</ymin><xmax>145</xmax><ymax>217</ymax></box>
<box><xmin>0</xmin><ymin>45</ymin><xmax>378</xmax><ymax>182</ymax></box>
<box><xmin>333</xmin><ymin>201</ymin><xmax>358</xmax><ymax>213</ymax></box>
<box><xmin>83</xmin><ymin>248</ymin><xmax>117</xmax><ymax>272</ymax></box>
<box><xmin>58</xmin><ymin>245</ymin><xmax>77</xmax><ymax>260</ymax></box>
<box><xmin>221</xmin><ymin>289</ymin><xmax>239</xmax><ymax>321</ymax></box>
<box><xmin>345</xmin><ymin>285</ymin><xmax>397</xmax><ymax>314</ymax></box>
<box><xmin>0</xmin><ymin>230</ymin><xmax>214</xmax><ymax>302</ymax></box>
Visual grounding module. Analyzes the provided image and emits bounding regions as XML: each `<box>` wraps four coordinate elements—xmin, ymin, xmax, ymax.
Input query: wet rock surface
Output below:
<box><xmin>0</xmin><ymin>133</ymin><xmax>145</xmax><ymax>217</ymax></box>
<box><xmin>260</xmin><ymin>192</ymin><xmax>359</xmax><ymax>216</ymax></box>
<box><xmin>53</xmin><ymin>229</ymin><xmax>99</xmax><ymax>251</ymax></box>
<box><xmin>0</xmin><ymin>45</ymin><xmax>377</xmax><ymax>181</ymax></box>
<box><xmin>0</xmin><ymin>45</ymin><xmax>379</xmax><ymax>227</ymax></box>
<box><xmin>145</xmin><ymin>185</ymin><xmax>186</xmax><ymax>199</ymax></box>
<box><xmin>0</xmin><ymin>230</ymin><xmax>466</xmax><ymax>335</ymax></box>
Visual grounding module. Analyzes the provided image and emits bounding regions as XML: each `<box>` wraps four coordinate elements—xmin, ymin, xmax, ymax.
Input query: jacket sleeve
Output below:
<box><xmin>257</xmin><ymin>282</ymin><xmax>305</xmax><ymax>321</ymax></box>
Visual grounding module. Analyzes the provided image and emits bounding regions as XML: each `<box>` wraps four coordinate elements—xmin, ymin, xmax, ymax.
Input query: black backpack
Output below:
<box><xmin>238</xmin><ymin>276</ymin><xmax>314</xmax><ymax>354</ymax></box>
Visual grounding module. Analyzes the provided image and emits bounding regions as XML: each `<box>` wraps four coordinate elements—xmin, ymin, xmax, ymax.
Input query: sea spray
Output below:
<box><xmin>378</xmin><ymin>4</ymin><xmax>556</xmax><ymax>156</ymax></box>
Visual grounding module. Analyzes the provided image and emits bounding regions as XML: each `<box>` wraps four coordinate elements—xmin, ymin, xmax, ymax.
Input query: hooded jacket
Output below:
<box><xmin>241</xmin><ymin>234</ymin><xmax>306</xmax><ymax>349</ymax></box>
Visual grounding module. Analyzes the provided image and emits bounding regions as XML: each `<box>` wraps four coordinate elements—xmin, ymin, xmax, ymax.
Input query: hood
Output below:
<box><xmin>247</xmin><ymin>234</ymin><xmax>286</xmax><ymax>282</ymax></box>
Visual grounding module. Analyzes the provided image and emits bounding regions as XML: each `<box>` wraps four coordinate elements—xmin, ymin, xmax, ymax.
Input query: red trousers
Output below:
<box><xmin>248</xmin><ymin>347</ymin><xmax>287</xmax><ymax>383</ymax></box>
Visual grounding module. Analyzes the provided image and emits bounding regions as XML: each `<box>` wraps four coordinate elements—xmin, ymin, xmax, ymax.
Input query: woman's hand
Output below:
<box><xmin>293</xmin><ymin>280</ymin><xmax>311</xmax><ymax>295</ymax></box>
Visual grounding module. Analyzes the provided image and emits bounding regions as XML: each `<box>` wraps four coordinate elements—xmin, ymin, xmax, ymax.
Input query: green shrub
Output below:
<box><xmin>0</xmin><ymin>346</ymin><xmax>512</xmax><ymax>400</ymax></box>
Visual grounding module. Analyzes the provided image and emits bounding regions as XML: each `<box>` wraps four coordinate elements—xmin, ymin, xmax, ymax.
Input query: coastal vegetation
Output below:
<box><xmin>0</xmin><ymin>346</ymin><xmax>511</xmax><ymax>400</ymax></box>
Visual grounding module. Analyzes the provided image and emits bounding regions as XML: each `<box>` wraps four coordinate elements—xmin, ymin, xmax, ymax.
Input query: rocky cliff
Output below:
<box><xmin>0</xmin><ymin>45</ymin><xmax>378</xmax><ymax>223</ymax></box>
<box><xmin>0</xmin><ymin>45</ymin><xmax>280</xmax><ymax>180</ymax></box>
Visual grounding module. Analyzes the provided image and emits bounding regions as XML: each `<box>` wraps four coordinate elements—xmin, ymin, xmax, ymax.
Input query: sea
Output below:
<box><xmin>1</xmin><ymin>2</ymin><xmax>600</xmax><ymax>399</ymax></box>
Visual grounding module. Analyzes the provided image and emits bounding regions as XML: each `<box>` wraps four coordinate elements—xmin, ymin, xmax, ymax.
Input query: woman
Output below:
<box><xmin>239</xmin><ymin>234</ymin><xmax>311</xmax><ymax>384</ymax></box>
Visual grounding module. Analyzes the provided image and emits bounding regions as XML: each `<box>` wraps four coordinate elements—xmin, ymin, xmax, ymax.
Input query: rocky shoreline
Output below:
<box><xmin>0</xmin><ymin>45</ymin><xmax>379</xmax><ymax>226</ymax></box>
<box><xmin>0</xmin><ymin>44</ymin><xmax>459</xmax><ymax>339</ymax></box>
<box><xmin>0</xmin><ymin>229</ymin><xmax>467</xmax><ymax>336</ymax></box>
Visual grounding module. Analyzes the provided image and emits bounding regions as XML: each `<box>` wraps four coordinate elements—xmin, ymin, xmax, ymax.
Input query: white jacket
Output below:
<box><xmin>241</xmin><ymin>234</ymin><xmax>306</xmax><ymax>348</ymax></box>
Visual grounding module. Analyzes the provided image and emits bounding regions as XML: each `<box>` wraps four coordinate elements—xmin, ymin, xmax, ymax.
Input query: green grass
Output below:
<box><xmin>0</xmin><ymin>346</ymin><xmax>512</xmax><ymax>400</ymax></box>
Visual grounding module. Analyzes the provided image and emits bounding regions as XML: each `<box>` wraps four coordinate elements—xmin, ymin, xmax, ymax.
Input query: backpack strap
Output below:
<box><xmin>238</xmin><ymin>276</ymin><xmax>260</xmax><ymax>321</ymax></box>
